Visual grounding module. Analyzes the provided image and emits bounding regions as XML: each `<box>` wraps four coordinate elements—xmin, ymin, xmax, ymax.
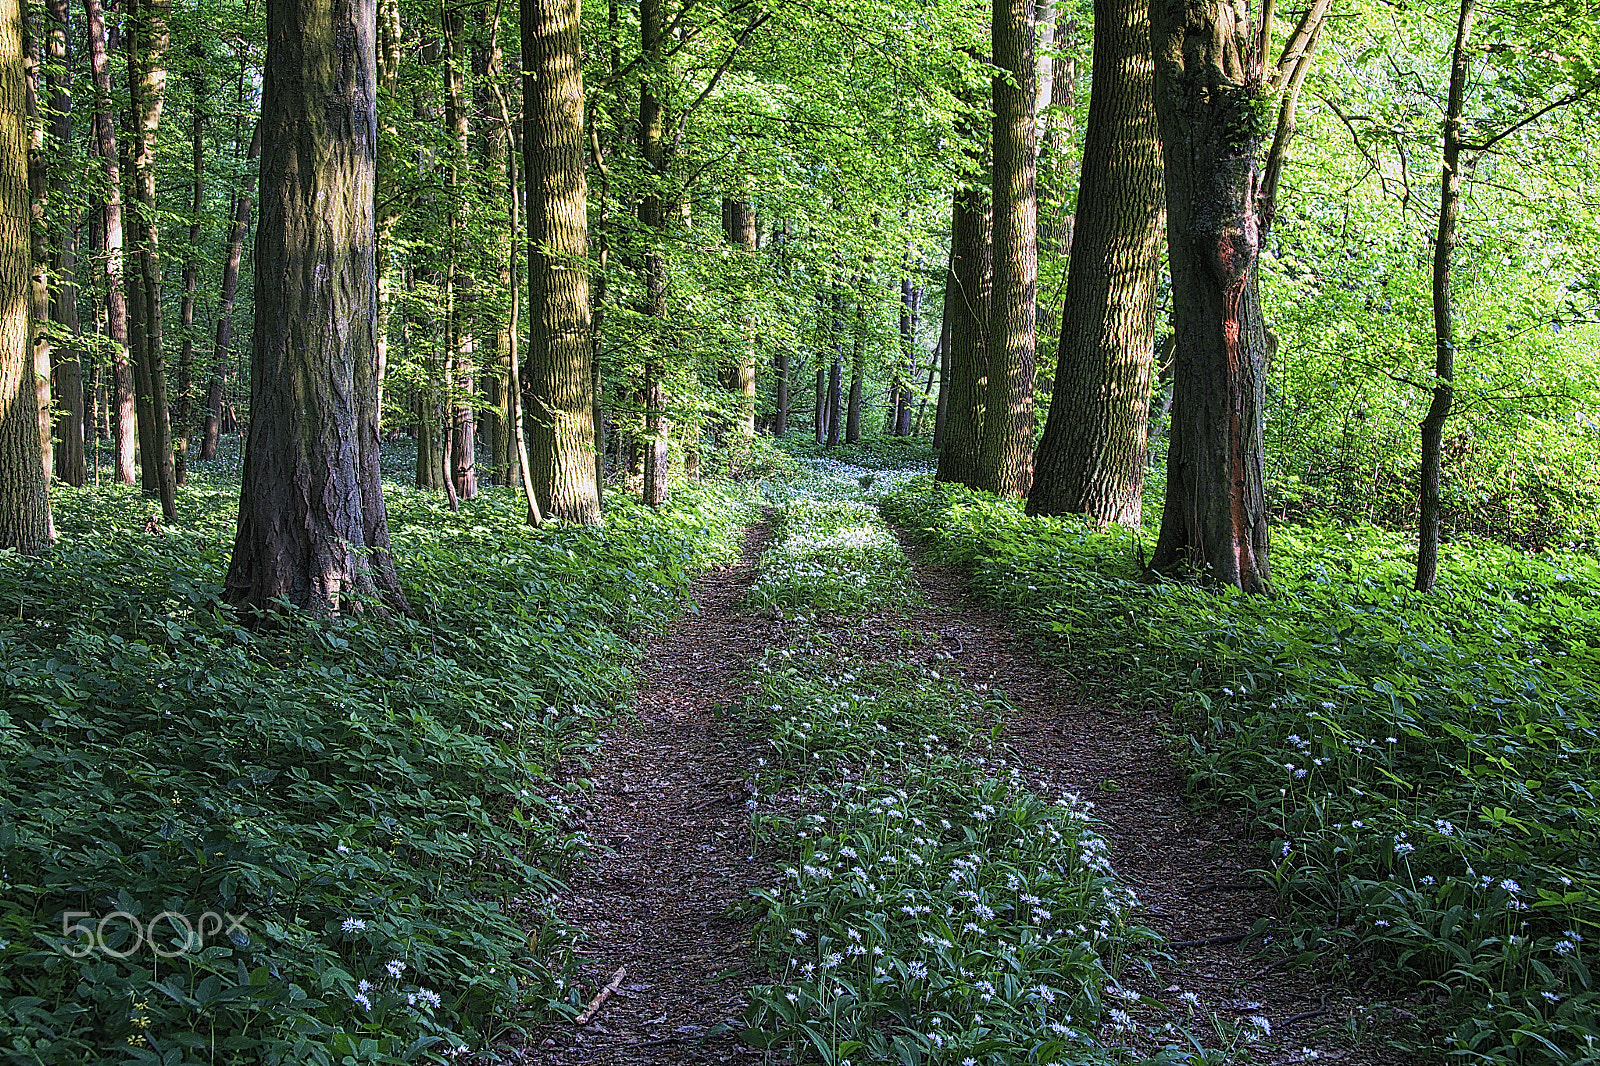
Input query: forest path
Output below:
<box><xmin>527</xmin><ymin>521</ymin><xmax>778</xmax><ymax>1065</ymax></box>
<box><xmin>897</xmin><ymin>540</ymin><xmax>1407</xmax><ymax>1065</ymax></box>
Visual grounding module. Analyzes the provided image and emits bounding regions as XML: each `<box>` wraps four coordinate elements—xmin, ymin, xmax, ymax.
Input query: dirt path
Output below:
<box><xmin>526</xmin><ymin>523</ymin><xmax>778</xmax><ymax>1065</ymax></box>
<box><xmin>898</xmin><ymin>546</ymin><xmax>1408</xmax><ymax>1065</ymax></box>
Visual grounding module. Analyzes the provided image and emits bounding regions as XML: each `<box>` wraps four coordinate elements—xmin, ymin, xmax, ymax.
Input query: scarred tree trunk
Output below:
<box><xmin>226</xmin><ymin>0</ymin><xmax>407</xmax><ymax>615</ymax></box>
<box><xmin>84</xmin><ymin>0</ymin><xmax>133</xmax><ymax>484</ymax></box>
<box><xmin>1027</xmin><ymin>0</ymin><xmax>1163</xmax><ymax>525</ymax></box>
<box><xmin>1</xmin><ymin>0</ymin><xmax>52</xmax><ymax>550</ymax></box>
<box><xmin>977</xmin><ymin>0</ymin><xmax>1038</xmax><ymax>497</ymax></box>
<box><xmin>1148</xmin><ymin>0</ymin><xmax>1271</xmax><ymax>590</ymax></box>
<box><xmin>201</xmin><ymin>121</ymin><xmax>258</xmax><ymax>461</ymax></box>
<box><xmin>126</xmin><ymin>0</ymin><xmax>175</xmax><ymax>519</ymax></box>
<box><xmin>44</xmin><ymin>0</ymin><xmax>81</xmax><ymax>485</ymax></box>
<box><xmin>523</xmin><ymin>0</ymin><xmax>602</xmax><ymax>522</ymax></box>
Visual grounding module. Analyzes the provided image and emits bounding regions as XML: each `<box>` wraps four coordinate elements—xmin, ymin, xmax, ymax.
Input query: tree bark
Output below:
<box><xmin>725</xmin><ymin>198</ymin><xmax>758</xmax><ymax>437</ymax></box>
<box><xmin>442</xmin><ymin>0</ymin><xmax>476</xmax><ymax>501</ymax></box>
<box><xmin>84</xmin><ymin>0</ymin><xmax>133</xmax><ymax>484</ymax></box>
<box><xmin>174</xmin><ymin>99</ymin><xmax>201</xmax><ymax>484</ymax></box>
<box><xmin>226</xmin><ymin>0</ymin><xmax>407</xmax><ymax>615</ymax></box>
<box><xmin>1416</xmin><ymin>0</ymin><xmax>1474</xmax><ymax>592</ymax></box>
<box><xmin>637</xmin><ymin>0</ymin><xmax>669</xmax><ymax>507</ymax></box>
<box><xmin>977</xmin><ymin>0</ymin><xmax>1038</xmax><ymax>497</ymax></box>
<box><xmin>43</xmin><ymin>0</ymin><xmax>81</xmax><ymax>485</ymax></box>
<box><xmin>201</xmin><ymin>120</ymin><xmax>258</xmax><ymax>461</ymax></box>
<box><xmin>25</xmin><ymin>15</ymin><xmax>50</xmax><ymax>480</ymax></box>
<box><xmin>1</xmin><ymin>0</ymin><xmax>52</xmax><ymax>550</ymax></box>
<box><xmin>125</xmin><ymin>0</ymin><xmax>175</xmax><ymax>519</ymax></box>
<box><xmin>523</xmin><ymin>0</ymin><xmax>602</xmax><ymax>522</ymax></box>
<box><xmin>934</xmin><ymin>177</ymin><xmax>991</xmax><ymax>486</ymax></box>
<box><xmin>1148</xmin><ymin>0</ymin><xmax>1271</xmax><ymax>591</ymax></box>
<box><xmin>1027</xmin><ymin>0</ymin><xmax>1163</xmax><ymax>525</ymax></box>
<box><xmin>845</xmin><ymin>292</ymin><xmax>864</xmax><ymax>443</ymax></box>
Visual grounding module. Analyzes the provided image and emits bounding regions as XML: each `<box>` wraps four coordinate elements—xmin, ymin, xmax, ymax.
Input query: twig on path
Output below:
<box><xmin>1285</xmin><ymin>1007</ymin><xmax>1332</xmax><ymax>1025</ymax></box>
<box><xmin>575</xmin><ymin>966</ymin><xmax>626</xmax><ymax>1026</ymax></box>
<box><xmin>1167</xmin><ymin>933</ymin><xmax>1248</xmax><ymax>949</ymax></box>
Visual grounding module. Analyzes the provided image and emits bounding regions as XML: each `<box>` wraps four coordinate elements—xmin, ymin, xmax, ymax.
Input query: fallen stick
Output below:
<box><xmin>1166</xmin><ymin>933</ymin><xmax>1247</xmax><ymax>949</ymax></box>
<box><xmin>574</xmin><ymin>966</ymin><xmax>626</xmax><ymax>1026</ymax></box>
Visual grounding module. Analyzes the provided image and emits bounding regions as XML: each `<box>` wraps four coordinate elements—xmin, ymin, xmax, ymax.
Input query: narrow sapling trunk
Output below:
<box><xmin>202</xmin><ymin>122</ymin><xmax>258</xmax><ymax>461</ymax></box>
<box><xmin>1416</xmin><ymin>0</ymin><xmax>1474</xmax><ymax>593</ymax></box>
<box><xmin>44</xmin><ymin>0</ymin><xmax>82</xmax><ymax>485</ymax></box>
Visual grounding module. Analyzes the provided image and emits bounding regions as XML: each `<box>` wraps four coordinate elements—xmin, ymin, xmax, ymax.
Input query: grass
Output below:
<box><xmin>0</xmin><ymin>454</ymin><xmax>745</xmax><ymax>1065</ymax></box>
<box><xmin>883</xmin><ymin>476</ymin><xmax>1600</xmax><ymax>1065</ymax></box>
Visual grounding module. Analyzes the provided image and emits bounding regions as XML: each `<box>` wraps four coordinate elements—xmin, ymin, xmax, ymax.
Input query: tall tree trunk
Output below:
<box><xmin>845</xmin><ymin>293</ymin><xmax>864</xmax><ymax>443</ymax></box>
<box><xmin>44</xmin><ymin>0</ymin><xmax>81</xmax><ymax>485</ymax></box>
<box><xmin>977</xmin><ymin>0</ymin><xmax>1038</xmax><ymax>497</ymax></box>
<box><xmin>895</xmin><ymin>277</ymin><xmax>916</xmax><ymax>435</ymax></box>
<box><xmin>1</xmin><ymin>0</ymin><xmax>50</xmax><ymax>549</ymax></box>
<box><xmin>24</xmin><ymin>15</ymin><xmax>50</xmax><ymax>480</ymax></box>
<box><xmin>173</xmin><ymin>101</ymin><xmax>200</xmax><ymax>484</ymax></box>
<box><xmin>227</xmin><ymin>0</ymin><xmax>406</xmax><ymax>616</ymax></box>
<box><xmin>934</xmin><ymin>171</ymin><xmax>991</xmax><ymax>485</ymax></box>
<box><xmin>825</xmin><ymin>289</ymin><xmax>842</xmax><ymax>448</ymax></box>
<box><xmin>1416</xmin><ymin>0</ymin><xmax>1474</xmax><ymax>592</ymax></box>
<box><xmin>201</xmin><ymin>121</ymin><xmax>258</xmax><ymax>461</ymax></box>
<box><xmin>637</xmin><ymin>0</ymin><xmax>669</xmax><ymax>507</ymax></box>
<box><xmin>84</xmin><ymin>0</ymin><xmax>133</xmax><ymax>484</ymax></box>
<box><xmin>125</xmin><ymin>0</ymin><xmax>174</xmax><ymax>519</ymax></box>
<box><xmin>373</xmin><ymin>0</ymin><xmax>402</xmax><ymax>442</ymax></box>
<box><xmin>1027</xmin><ymin>0</ymin><xmax>1163</xmax><ymax>525</ymax></box>
<box><xmin>725</xmin><ymin>197</ymin><xmax>758</xmax><ymax>437</ymax></box>
<box><xmin>523</xmin><ymin>0</ymin><xmax>602</xmax><ymax>522</ymax></box>
<box><xmin>813</xmin><ymin>364</ymin><xmax>824</xmax><ymax>443</ymax></box>
<box><xmin>1036</xmin><ymin>8</ymin><xmax>1078</xmax><ymax>356</ymax></box>
<box><xmin>1148</xmin><ymin>0</ymin><xmax>1271</xmax><ymax>590</ymax></box>
<box><xmin>442</xmin><ymin>0</ymin><xmax>476</xmax><ymax>500</ymax></box>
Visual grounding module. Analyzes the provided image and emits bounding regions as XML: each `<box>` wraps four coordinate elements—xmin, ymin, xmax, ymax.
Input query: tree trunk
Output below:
<box><xmin>977</xmin><ymin>0</ymin><xmax>1038</xmax><ymax>497</ymax></box>
<box><xmin>1</xmin><ymin>0</ymin><xmax>52</xmax><ymax>550</ymax></box>
<box><xmin>442</xmin><ymin>0</ymin><xmax>476</xmax><ymax>501</ymax></box>
<box><xmin>1416</xmin><ymin>0</ymin><xmax>1474</xmax><ymax>592</ymax></box>
<box><xmin>201</xmin><ymin>120</ymin><xmax>258</xmax><ymax>461</ymax></box>
<box><xmin>523</xmin><ymin>0</ymin><xmax>602</xmax><ymax>522</ymax></box>
<box><xmin>813</xmin><ymin>365</ymin><xmax>824</xmax><ymax>443</ymax></box>
<box><xmin>126</xmin><ymin>0</ymin><xmax>175</xmax><ymax>519</ymax></box>
<box><xmin>25</xmin><ymin>16</ymin><xmax>51</xmax><ymax>480</ymax></box>
<box><xmin>226</xmin><ymin>0</ymin><xmax>407</xmax><ymax>616</ymax></box>
<box><xmin>637</xmin><ymin>0</ymin><xmax>669</xmax><ymax>507</ymax></box>
<box><xmin>174</xmin><ymin>100</ymin><xmax>201</xmax><ymax>484</ymax></box>
<box><xmin>845</xmin><ymin>294</ymin><xmax>864</xmax><ymax>443</ymax></box>
<box><xmin>1148</xmin><ymin>0</ymin><xmax>1271</xmax><ymax>591</ymax></box>
<box><xmin>895</xmin><ymin>278</ymin><xmax>916</xmax><ymax>436</ymax></box>
<box><xmin>725</xmin><ymin>198</ymin><xmax>757</xmax><ymax>437</ymax></box>
<box><xmin>1027</xmin><ymin>0</ymin><xmax>1163</xmax><ymax>525</ymax></box>
<box><xmin>1036</xmin><ymin>8</ymin><xmax>1078</xmax><ymax>357</ymax></box>
<box><xmin>84</xmin><ymin>0</ymin><xmax>134</xmax><ymax>484</ymax></box>
<box><xmin>934</xmin><ymin>174</ymin><xmax>991</xmax><ymax>486</ymax></box>
<box><xmin>932</xmin><ymin>309</ymin><xmax>949</xmax><ymax>446</ymax></box>
<box><xmin>825</xmin><ymin>289</ymin><xmax>842</xmax><ymax>448</ymax></box>
<box><xmin>44</xmin><ymin>0</ymin><xmax>81</xmax><ymax>485</ymax></box>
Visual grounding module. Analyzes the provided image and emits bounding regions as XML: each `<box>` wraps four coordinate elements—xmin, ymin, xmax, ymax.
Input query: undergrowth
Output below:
<box><xmin>0</xmin><ymin>470</ymin><xmax>744</xmax><ymax>1065</ymax></box>
<box><xmin>738</xmin><ymin>498</ymin><xmax>1191</xmax><ymax>1065</ymax></box>
<box><xmin>883</xmin><ymin>477</ymin><xmax>1600</xmax><ymax>1065</ymax></box>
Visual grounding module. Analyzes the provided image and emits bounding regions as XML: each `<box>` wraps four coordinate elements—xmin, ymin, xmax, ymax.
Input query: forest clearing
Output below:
<box><xmin>1</xmin><ymin>0</ymin><xmax>1599</xmax><ymax>1061</ymax></box>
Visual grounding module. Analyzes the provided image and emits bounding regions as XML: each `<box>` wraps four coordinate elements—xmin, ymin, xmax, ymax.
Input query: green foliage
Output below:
<box><xmin>739</xmin><ymin>499</ymin><xmax>1181</xmax><ymax>1066</ymax></box>
<box><xmin>884</xmin><ymin>478</ymin><xmax>1600</xmax><ymax>1064</ymax></box>
<box><xmin>0</xmin><ymin>470</ymin><xmax>744</xmax><ymax>1064</ymax></box>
